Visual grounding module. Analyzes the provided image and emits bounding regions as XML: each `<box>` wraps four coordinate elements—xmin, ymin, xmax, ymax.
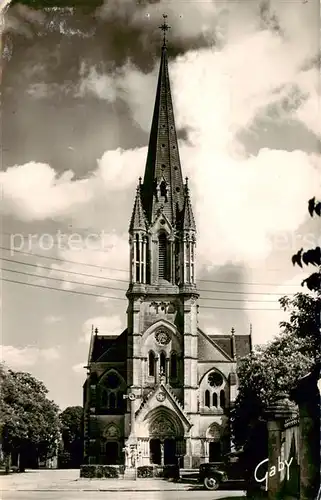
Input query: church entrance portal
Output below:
<box><xmin>149</xmin><ymin>438</ymin><xmax>177</xmax><ymax>465</ymax></box>
<box><xmin>209</xmin><ymin>441</ymin><xmax>221</xmax><ymax>462</ymax></box>
<box><xmin>105</xmin><ymin>441</ymin><xmax>119</xmax><ymax>465</ymax></box>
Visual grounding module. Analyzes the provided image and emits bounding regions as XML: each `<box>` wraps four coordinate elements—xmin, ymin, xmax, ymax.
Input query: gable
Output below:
<box><xmin>198</xmin><ymin>328</ymin><xmax>233</xmax><ymax>362</ymax></box>
<box><xmin>136</xmin><ymin>383</ymin><xmax>191</xmax><ymax>431</ymax></box>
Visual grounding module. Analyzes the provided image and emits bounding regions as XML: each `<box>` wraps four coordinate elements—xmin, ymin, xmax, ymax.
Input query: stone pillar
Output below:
<box><xmin>265</xmin><ymin>393</ymin><xmax>298</xmax><ymax>500</ymax></box>
<box><xmin>183</xmin><ymin>437</ymin><xmax>192</xmax><ymax>468</ymax></box>
<box><xmin>290</xmin><ymin>364</ymin><xmax>321</xmax><ymax>500</ymax></box>
<box><xmin>160</xmin><ymin>442</ymin><xmax>164</xmax><ymax>466</ymax></box>
<box><xmin>166</xmin><ymin>357</ymin><xmax>170</xmax><ymax>383</ymax></box>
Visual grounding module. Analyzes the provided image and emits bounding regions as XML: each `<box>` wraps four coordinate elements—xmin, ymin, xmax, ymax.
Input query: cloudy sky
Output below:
<box><xmin>1</xmin><ymin>0</ymin><xmax>320</xmax><ymax>410</ymax></box>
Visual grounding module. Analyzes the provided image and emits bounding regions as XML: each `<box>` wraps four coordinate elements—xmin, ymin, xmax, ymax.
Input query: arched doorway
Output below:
<box><xmin>147</xmin><ymin>407</ymin><xmax>185</xmax><ymax>466</ymax></box>
<box><xmin>105</xmin><ymin>441</ymin><xmax>119</xmax><ymax>465</ymax></box>
<box><xmin>206</xmin><ymin>423</ymin><xmax>222</xmax><ymax>463</ymax></box>
<box><xmin>102</xmin><ymin>424</ymin><xmax>121</xmax><ymax>465</ymax></box>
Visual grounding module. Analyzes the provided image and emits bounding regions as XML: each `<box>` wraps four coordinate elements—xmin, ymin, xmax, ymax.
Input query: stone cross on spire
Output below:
<box><xmin>159</xmin><ymin>14</ymin><xmax>170</xmax><ymax>47</ymax></box>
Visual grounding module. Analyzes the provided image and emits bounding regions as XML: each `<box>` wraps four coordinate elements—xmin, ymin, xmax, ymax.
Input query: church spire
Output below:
<box><xmin>129</xmin><ymin>178</ymin><xmax>148</xmax><ymax>232</ymax></box>
<box><xmin>141</xmin><ymin>15</ymin><xmax>185</xmax><ymax>227</ymax></box>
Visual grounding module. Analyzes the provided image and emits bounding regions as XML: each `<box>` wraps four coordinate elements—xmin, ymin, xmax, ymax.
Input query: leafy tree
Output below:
<box><xmin>59</xmin><ymin>406</ymin><xmax>83</xmax><ymax>468</ymax></box>
<box><xmin>231</xmin><ymin>292</ymin><xmax>318</xmax><ymax>495</ymax></box>
<box><xmin>292</xmin><ymin>197</ymin><xmax>321</xmax><ymax>293</ymax></box>
<box><xmin>0</xmin><ymin>365</ymin><xmax>60</xmax><ymax>472</ymax></box>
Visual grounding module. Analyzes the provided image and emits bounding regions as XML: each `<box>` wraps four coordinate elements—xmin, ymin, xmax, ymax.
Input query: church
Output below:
<box><xmin>83</xmin><ymin>20</ymin><xmax>252</xmax><ymax>470</ymax></box>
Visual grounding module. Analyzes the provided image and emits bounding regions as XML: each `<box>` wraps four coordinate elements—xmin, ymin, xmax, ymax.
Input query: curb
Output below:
<box><xmin>1</xmin><ymin>488</ymin><xmax>193</xmax><ymax>492</ymax></box>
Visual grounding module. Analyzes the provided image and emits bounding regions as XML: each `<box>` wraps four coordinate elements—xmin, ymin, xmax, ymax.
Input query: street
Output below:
<box><xmin>2</xmin><ymin>492</ymin><xmax>245</xmax><ymax>500</ymax></box>
<box><xmin>0</xmin><ymin>469</ymin><xmax>245</xmax><ymax>500</ymax></box>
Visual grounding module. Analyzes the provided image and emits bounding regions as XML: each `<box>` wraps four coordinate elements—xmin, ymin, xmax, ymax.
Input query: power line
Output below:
<box><xmin>0</xmin><ymin>246</ymin><xmax>301</xmax><ymax>288</ymax></box>
<box><xmin>2</xmin><ymin>278</ymin><xmax>281</xmax><ymax>311</ymax></box>
<box><xmin>2</xmin><ymin>267</ymin><xmax>282</xmax><ymax>303</ymax></box>
<box><xmin>1</xmin><ymin>257</ymin><xmax>296</xmax><ymax>297</ymax></box>
<box><xmin>0</xmin><ymin>232</ymin><xmax>287</xmax><ymax>273</ymax></box>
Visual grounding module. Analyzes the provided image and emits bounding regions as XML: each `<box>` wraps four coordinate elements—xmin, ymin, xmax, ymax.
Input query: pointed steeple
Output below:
<box><xmin>183</xmin><ymin>177</ymin><xmax>196</xmax><ymax>231</ymax></box>
<box><xmin>141</xmin><ymin>17</ymin><xmax>185</xmax><ymax>226</ymax></box>
<box><xmin>129</xmin><ymin>178</ymin><xmax>148</xmax><ymax>232</ymax></box>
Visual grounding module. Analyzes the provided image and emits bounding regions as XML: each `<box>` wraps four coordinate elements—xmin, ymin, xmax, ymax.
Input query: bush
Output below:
<box><xmin>80</xmin><ymin>465</ymin><xmax>119</xmax><ymax>478</ymax></box>
<box><xmin>137</xmin><ymin>465</ymin><xmax>153</xmax><ymax>478</ymax></box>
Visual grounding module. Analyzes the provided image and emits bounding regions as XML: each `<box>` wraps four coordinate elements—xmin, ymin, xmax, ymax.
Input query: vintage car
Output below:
<box><xmin>198</xmin><ymin>462</ymin><xmax>228</xmax><ymax>490</ymax></box>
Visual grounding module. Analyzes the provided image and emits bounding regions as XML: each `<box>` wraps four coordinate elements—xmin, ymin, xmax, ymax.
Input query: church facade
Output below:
<box><xmin>83</xmin><ymin>35</ymin><xmax>252</xmax><ymax>470</ymax></box>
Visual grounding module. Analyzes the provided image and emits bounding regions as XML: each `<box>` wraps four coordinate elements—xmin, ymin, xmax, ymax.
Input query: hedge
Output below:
<box><xmin>137</xmin><ymin>465</ymin><xmax>153</xmax><ymax>478</ymax></box>
<box><xmin>80</xmin><ymin>465</ymin><xmax>122</xmax><ymax>478</ymax></box>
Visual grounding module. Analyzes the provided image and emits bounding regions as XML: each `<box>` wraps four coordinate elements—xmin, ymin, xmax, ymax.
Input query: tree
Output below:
<box><xmin>59</xmin><ymin>406</ymin><xmax>83</xmax><ymax>468</ymax></box>
<box><xmin>0</xmin><ymin>365</ymin><xmax>60</xmax><ymax>472</ymax></box>
<box><xmin>291</xmin><ymin>197</ymin><xmax>321</xmax><ymax>293</ymax></box>
<box><xmin>230</xmin><ymin>292</ymin><xmax>318</xmax><ymax>495</ymax></box>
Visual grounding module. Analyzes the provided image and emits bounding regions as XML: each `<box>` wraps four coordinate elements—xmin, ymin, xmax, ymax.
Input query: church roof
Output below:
<box><xmin>90</xmin><ymin>330</ymin><xmax>127</xmax><ymax>363</ymax></box>
<box><xmin>141</xmin><ymin>43</ymin><xmax>185</xmax><ymax>226</ymax></box>
<box><xmin>208</xmin><ymin>333</ymin><xmax>252</xmax><ymax>359</ymax></box>
<box><xmin>129</xmin><ymin>180</ymin><xmax>148</xmax><ymax>232</ymax></box>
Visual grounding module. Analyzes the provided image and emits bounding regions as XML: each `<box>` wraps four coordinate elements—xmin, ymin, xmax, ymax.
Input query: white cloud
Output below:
<box><xmin>1</xmin><ymin>345</ymin><xmax>60</xmax><ymax>370</ymax></box>
<box><xmin>2</xmin><ymin>1</ymin><xmax>320</xmax><ymax>271</ymax></box>
<box><xmin>72</xmin><ymin>362</ymin><xmax>86</xmax><ymax>374</ymax></box>
<box><xmin>80</xmin><ymin>314</ymin><xmax>124</xmax><ymax>343</ymax></box>
<box><xmin>0</xmin><ymin>162</ymin><xmax>92</xmax><ymax>220</ymax></box>
<box><xmin>44</xmin><ymin>315</ymin><xmax>63</xmax><ymax>324</ymax></box>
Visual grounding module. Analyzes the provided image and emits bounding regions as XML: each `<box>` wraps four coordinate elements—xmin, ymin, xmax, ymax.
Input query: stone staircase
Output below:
<box><xmin>123</xmin><ymin>468</ymin><xmax>137</xmax><ymax>480</ymax></box>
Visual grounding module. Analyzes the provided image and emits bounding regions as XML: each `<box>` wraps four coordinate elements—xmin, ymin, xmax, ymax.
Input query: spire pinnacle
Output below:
<box><xmin>159</xmin><ymin>14</ymin><xmax>170</xmax><ymax>47</ymax></box>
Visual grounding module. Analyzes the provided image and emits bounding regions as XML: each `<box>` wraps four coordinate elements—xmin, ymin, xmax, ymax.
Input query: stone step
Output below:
<box><xmin>123</xmin><ymin>468</ymin><xmax>137</xmax><ymax>480</ymax></box>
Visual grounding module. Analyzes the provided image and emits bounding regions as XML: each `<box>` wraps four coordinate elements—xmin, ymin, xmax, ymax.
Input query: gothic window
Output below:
<box><xmin>220</xmin><ymin>390</ymin><xmax>226</xmax><ymax>409</ymax></box>
<box><xmin>205</xmin><ymin>390</ymin><xmax>210</xmax><ymax>408</ymax></box>
<box><xmin>160</xmin><ymin>352</ymin><xmax>166</xmax><ymax>375</ymax></box>
<box><xmin>185</xmin><ymin>242</ymin><xmax>190</xmax><ymax>282</ymax></box>
<box><xmin>212</xmin><ymin>393</ymin><xmax>218</xmax><ymax>407</ymax></box>
<box><xmin>191</xmin><ymin>242</ymin><xmax>195</xmax><ymax>283</ymax></box>
<box><xmin>99</xmin><ymin>371</ymin><xmax>124</xmax><ymax>412</ymax></box>
<box><xmin>135</xmin><ymin>234</ymin><xmax>140</xmax><ymax>282</ymax></box>
<box><xmin>170</xmin><ymin>352</ymin><xmax>177</xmax><ymax>379</ymax></box>
<box><xmin>158</xmin><ymin>233</ymin><xmax>168</xmax><ymax>280</ymax></box>
<box><xmin>149</xmin><ymin>351</ymin><xmax>155</xmax><ymax>377</ymax></box>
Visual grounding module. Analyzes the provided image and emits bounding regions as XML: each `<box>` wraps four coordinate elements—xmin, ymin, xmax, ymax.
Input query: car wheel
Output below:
<box><xmin>204</xmin><ymin>476</ymin><xmax>219</xmax><ymax>490</ymax></box>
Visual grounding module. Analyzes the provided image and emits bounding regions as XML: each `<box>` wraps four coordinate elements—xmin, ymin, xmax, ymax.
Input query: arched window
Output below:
<box><xmin>220</xmin><ymin>390</ymin><xmax>226</xmax><ymax>409</ymax></box>
<box><xmin>212</xmin><ymin>393</ymin><xmax>218</xmax><ymax>407</ymax></box>
<box><xmin>158</xmin><ymin>233</ymin><xmax>168</xmax><ymax>280</ymax></box>
<box><xmin>99</xmin><ymin>371</ymin><xmax>124</xmax><ymax>412</ymax></box>
<box><xmin>170</xmin><ymin>353</ymin><xmax>177</xmax><ymax>378</ymax></box>
<box><xmin>205</xmin><ymin>390</ymin><xmax>210</xmax><ymax>408</ymax></box>
<box><xmin>149</xmin><ymin>351</ymin><xmax>155</xmax><ymax>377</ymax></box>
<box><xmin>135</xmin><ymin>234</ymin><xmax>140</xmax><ymax>282</ymax></box>
<box><xmin>160</xmin><ymin>352</ymin><xmax>166</xmax><ymax>375</ymax></box>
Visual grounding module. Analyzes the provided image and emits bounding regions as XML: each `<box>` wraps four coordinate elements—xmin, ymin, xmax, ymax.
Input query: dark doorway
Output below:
<box><xmin>105</xmin><ymin>441</ymin><xmax>119</xmax><ymax>465</ymax></box>
<box><xmin>150</xmin><ymin>439</ymin><xmax>161</xmax><ymax>465</ymax></box>
<box><xmin>164</xmin><ymin>439</ymin><xmax>176</xmax><ymax>465</ymax></box>
<box><xmin>209</xmin><ymin>441</ymin><xmax>221</xmax><ymax>462</ymax></box>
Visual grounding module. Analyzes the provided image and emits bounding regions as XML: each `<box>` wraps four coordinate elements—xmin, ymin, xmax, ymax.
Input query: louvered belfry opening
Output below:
<box><xmin>158</xmin><ymin>233</ymin><xmax>168</xmax><ymax>280</ymax></box>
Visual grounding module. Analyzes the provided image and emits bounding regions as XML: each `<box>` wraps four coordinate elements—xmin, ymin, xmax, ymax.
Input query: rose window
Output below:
<box><xmin>155</xmin><ymin>328</ymin><xmax>171</xmax><ymax>345</ymax></box>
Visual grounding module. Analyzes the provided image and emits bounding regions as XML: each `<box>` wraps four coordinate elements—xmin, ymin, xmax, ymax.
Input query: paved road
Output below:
<box><xmin>2</xmin><ymin>492</ymin><xmax>245</xmax><ymax>500</ymax></box>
